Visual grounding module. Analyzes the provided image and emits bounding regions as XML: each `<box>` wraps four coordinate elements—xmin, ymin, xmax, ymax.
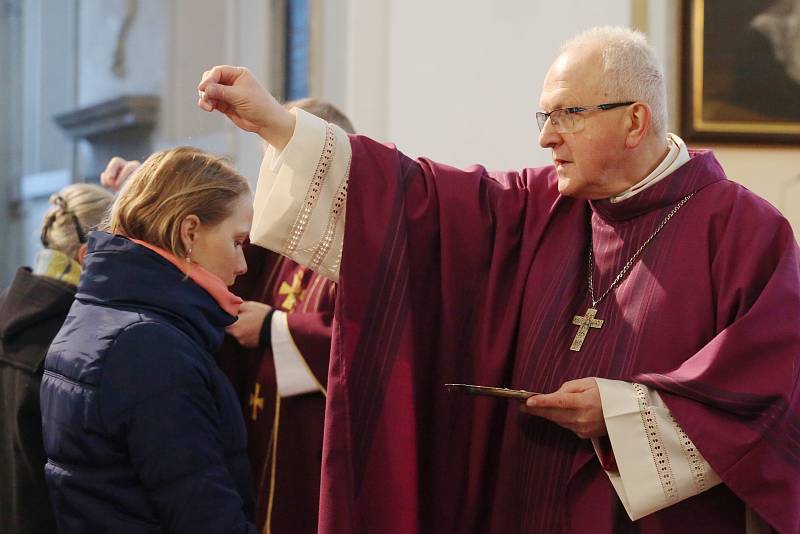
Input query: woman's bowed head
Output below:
<box><xmin>108</xmin><ymin>146</ymin><xmax>254</xmax><ymax>286</ymax></box>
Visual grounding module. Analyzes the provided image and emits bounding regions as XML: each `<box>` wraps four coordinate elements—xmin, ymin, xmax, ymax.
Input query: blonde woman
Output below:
<box><xmin>0</xmin><ymin>183</ymin><xmax>113</xmax><ymax>534</ymax></box>
<box><xmin>40</xmin><ymin>147</ymin><xmax>257</xmax><ymax>533</ymax></box>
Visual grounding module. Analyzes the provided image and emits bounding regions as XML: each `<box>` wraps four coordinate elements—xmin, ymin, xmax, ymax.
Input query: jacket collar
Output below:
<box><xmin>78</xmin><ymin>232</ymin><xmax>237</xmax><ymax>352</ymax></box>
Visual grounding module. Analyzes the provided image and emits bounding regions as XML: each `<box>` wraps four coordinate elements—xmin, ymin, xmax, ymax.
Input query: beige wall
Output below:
<box><xmin>343</xmin><ymin>0</ymin><xmax>632</xmax><ymax>170</ymax></box>
<box><xmin>705</xmin><ymin>145</ymin><xmax>800</xmax><ymax>233</ymax></box>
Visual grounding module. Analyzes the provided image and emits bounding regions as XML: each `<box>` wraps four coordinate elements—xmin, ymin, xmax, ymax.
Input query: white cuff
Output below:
<box><xmin>250</xmin><ymin>108</ymin><xmax>351</xmax><ymax>281</ymax></box>
<box><xmin>594</xmin><ymin>378</ymin><xmax>721</xmax><ymax>520</ymax></box>
<box><xmin>270</xmin><ymin>310</ymin><xmax>325</xmax><ymax>398</ymax></box>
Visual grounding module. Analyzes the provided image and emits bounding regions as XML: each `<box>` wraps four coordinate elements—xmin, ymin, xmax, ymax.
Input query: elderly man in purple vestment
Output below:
<box><xmin>197</xmin><ymin>26</ymin><xmax>800</xmax><ymax>534</ymax></box>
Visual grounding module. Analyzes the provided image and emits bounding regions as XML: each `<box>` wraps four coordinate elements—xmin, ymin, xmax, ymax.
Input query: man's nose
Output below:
<box><xmin>538</xmin><ymin>117</ymin><xmax>562</xmax><ymax>149</ymax></box>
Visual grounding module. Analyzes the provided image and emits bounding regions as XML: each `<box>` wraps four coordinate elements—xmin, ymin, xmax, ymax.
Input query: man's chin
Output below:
<box><xmin>556</xmin><ymin>175</ymin><xmax>575</xmax><ymax>196</ymax></box>
<box><xmin>556</xmin><ymin>177</ymin><xmax>593</xmax><ymax>199</ymax></box>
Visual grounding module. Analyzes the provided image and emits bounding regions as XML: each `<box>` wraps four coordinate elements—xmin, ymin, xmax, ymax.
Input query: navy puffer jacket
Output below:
<box><xmin>40</xmin><ymin>232</ymin><xmax>255</xmax><ymax>533</ymax></box>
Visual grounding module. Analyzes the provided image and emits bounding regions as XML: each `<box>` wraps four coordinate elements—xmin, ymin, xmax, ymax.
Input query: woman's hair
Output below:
<box><xmin>40</xmin><ymin>183</ymin><xmax>114</xmax><ymax>258</ymax></box>
<box><xmin>108</xmin><ymin>146</ymin><xmax>250</xmax><ymax>258</ymax></box>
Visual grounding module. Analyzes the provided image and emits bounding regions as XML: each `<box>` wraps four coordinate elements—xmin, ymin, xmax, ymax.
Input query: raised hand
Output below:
<box><xmin>197</xmin><ymin>65</ymin><xmax>295</xmax><ymax>150</ymax></box>
<box><xmin>521</xmin><ymin>377</ymin><xmax>607</xmax><ymax>438</ymax></box>
<box><xmin>100</xmin><ymin>157</ymin><xmax>141</xmax><ymax>192</ymax></box>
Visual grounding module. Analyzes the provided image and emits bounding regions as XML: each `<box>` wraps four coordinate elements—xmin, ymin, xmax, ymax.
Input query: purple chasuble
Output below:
<box><xmin>320</xmin><ymin>136</ymin><xmax>800</xmax><ymax>534</ymax></box>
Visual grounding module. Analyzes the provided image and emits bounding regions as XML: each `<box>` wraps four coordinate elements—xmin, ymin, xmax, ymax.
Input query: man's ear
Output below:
<box><xmin>76</xmin><ymin>243</ymin><xmax>89</xmax><ymax>266</ymax></box>
<box><xmin>179</xmin><ymin>214</ymin><xmax>201</xmax><ymax>254</ymax></box>
<box><xmin>624</xmin><ymin>102</ymin><xmax>651</xmax><ymax>149</ymax></box>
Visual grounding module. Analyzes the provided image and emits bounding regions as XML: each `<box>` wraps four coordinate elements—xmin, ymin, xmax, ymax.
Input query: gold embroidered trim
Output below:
<box><xmin>633</xmin><ymin>383</ymin><xmax>678</xmax><ymax>502</ymax></box>
<box><xmin>333</xmin><ymin>248</ymin><xmax>343</xmax><ymax>271</ymax></box>
<box><xmin>263</xmin><ymin>391</ymin><xmax>281</xmax><ymax>534</ymax></box>
<box><xmin>283</xmin><ymin>123</ymin><xmax>336</xmax><ymax>256</ymax></box>
<box><xmin>667</xmin><ymin>412</ymin><xmax>708</xmax><ymax>492</ymax></box>
<box><xmin>320</xmin><ymin>250</ymin><xmax>343</xmax><ymax>281</ymax></box>
<box><xmin>309</xmin><ymin>150</ymin><xmax>350</xmax><ymax>271</ymax></box>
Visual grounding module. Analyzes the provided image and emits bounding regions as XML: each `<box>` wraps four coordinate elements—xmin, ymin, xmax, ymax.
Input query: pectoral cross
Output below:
<box><xmin>570</xmin><ymin>307</ymin><xmax>604</xmax><ymax>351</ymax></box>
<box><xmin>249</xmin><ymin>383</ymin><xmax>264</xmax><ymax>421</ymax></box>
<box><xmin>278</xmin><ymin>272</ymin><xmax>306</xmax><ymax>311</ymax></box>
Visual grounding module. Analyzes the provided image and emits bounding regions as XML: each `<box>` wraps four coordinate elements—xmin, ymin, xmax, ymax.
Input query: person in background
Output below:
<box><xmin>0</xmin><ymin>183</ymin><xmax>113</xmax><ymax>534</ymax></box>
<box><xmin>100</xmin><ymin>97</ymin><xmax>355</xmax><ymax>534</ymax></box>
<box><xmin>40</xmin><ymin>147</ymin><xmax>257</xmax><ymax>533</ymax></box>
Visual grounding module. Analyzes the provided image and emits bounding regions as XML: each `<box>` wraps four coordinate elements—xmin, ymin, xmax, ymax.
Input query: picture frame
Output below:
<box><xmin>681</xmin><ymin>0</ymin><xmax>800</xmax><ymax>144</ymax></box>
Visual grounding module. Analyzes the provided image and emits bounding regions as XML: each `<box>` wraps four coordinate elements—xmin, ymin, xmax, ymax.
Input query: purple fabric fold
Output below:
<box><xmin>319</xmin><ymin>137</ymin><xmax>800</xmax><ymax>533</ymax></box>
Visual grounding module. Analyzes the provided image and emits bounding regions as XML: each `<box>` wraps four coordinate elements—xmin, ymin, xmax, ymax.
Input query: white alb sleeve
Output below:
<box><xmin>250</xmin><ymin>108</ymin><xmax>352</xmax><ymax>281</ymax></box>
<box><xmin>270</xmin><ymin>310</ymin><xmax>325</xmax><ymax>398</ymax></box>
<box><xmin>593</xmin><ymin>378</ymin><xmax>721</xmax><ymax>520</ymax></box>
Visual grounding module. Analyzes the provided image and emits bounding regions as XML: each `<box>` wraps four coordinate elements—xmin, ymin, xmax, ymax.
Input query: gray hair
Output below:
<box><xmin>561</xmin><ymin>26</ymin><xmax>667</xmax><ymax>138</ymax></box>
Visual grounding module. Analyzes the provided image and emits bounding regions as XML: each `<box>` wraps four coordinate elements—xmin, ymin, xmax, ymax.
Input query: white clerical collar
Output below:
<box><xmin>610</xmin><ymin>133</ymin><xmax>691</xmax><ymax>203</ymax></box>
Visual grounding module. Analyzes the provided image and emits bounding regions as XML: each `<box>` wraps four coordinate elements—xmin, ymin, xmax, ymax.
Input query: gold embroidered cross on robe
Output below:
<box><xmin>278</xmin><ymin>272</ymin><xmax>306</xmax><ymax>311</ymax></box>
<box><xmin>249</xmin><ymin>382</ymin><xmax>265</xmax><ymax>421</ymax></box>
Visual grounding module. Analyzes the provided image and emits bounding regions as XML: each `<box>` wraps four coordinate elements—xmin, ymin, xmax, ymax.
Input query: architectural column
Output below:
<box><xmin>0</xmin><ymin>0</ymin><xmax>24</xmax><ymax>286</ymax></box>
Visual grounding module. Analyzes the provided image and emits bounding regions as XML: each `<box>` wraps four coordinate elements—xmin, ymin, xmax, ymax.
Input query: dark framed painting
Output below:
<box><xmin>681</xmin><ymin>0</ymin><xmax>800</xmax><ymax>144</ymax></box>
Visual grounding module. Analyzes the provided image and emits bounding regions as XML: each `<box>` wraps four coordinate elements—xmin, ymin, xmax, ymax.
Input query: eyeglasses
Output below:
<box><xmin>536</xmin><ymin>102</ymin><xmax>635</xmax><ymax>134</ymax></box>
